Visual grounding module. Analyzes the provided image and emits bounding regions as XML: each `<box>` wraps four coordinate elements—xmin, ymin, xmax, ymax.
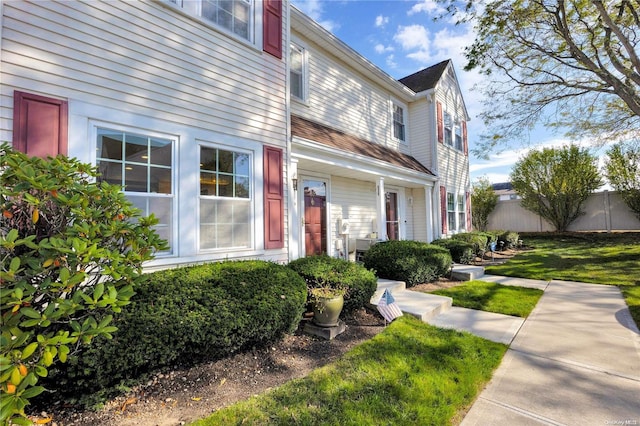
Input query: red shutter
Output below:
<box><xmin>440</xmin><ymin>185</ymin><xmax>447</xmax><ymax>234</ymax></box>
<box><xmin>436</xmin><ymin>102</ymin><xmax>443</xmax><ymax>144</ymax></box>
<box><xmin>462</xmin><ymin>121</ymin><xmax>468</xmax><ymax>156</ymax></box>
<box><xmin>264</xmin><ymin>146</ymin><xmax>284</xmax><ymax>249</ymax></box>
<box><xmin>13</xmin><ymin>91</ymin><xmax>68</xmax><ymax>157</ymax></box>
<box><xmin>466</xmin><ymin>191</ymin><xmax>472</xmax><ymax>231</ymax></box>
<box><xmin>263</xmin><ymin>0</ymin><xmax>282</xmax><ymax>59</ymax></box>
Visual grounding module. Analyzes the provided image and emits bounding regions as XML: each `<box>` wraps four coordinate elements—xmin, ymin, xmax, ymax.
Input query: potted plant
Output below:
<box><xmin>309</xmin><ymin>285</ymin><xmax>345</xmax><ymax>327</ymax></box>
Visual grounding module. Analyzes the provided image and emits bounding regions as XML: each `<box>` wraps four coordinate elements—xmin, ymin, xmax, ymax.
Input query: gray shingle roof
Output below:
<box><xmin>398</xmin><ymin>59</ymin><xmax>450</xmax><ymax>93</ymax></box>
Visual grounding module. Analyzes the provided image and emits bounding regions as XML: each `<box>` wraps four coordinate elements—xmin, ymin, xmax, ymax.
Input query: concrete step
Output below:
<box><xmin>451</xmin><ymin>264</ymin><xmax>485</xmax><ymax>281</ymax></box>
<box><xmin>370</xmin><ymin>282</ymin><xmax>453</xmax><ymax>322</ymax></box>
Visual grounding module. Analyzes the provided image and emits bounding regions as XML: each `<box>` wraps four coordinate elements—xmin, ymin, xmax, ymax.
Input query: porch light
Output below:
<box><xmin>292</xmin><ymin>172</ymin><xmax>298</xmax><ymax>191</ymax></box>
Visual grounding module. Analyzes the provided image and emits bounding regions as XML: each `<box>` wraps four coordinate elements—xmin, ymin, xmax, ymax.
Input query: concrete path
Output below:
<box><xmin>462</xmin><ymin>279</ymin><xmax>640</xmax><ymax>426</ymax></box>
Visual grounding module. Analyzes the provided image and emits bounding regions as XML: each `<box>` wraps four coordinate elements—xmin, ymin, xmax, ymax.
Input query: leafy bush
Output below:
<box><xmin>363</xmin><ymin>240</ymin><xmax>452</xmax><ymax>287</ymax></box>
<box><xmin>288</xmin><ymin>255</ymin><xmax>377</xmax><ymax>315</ymax></box>
<box><xmin>432</xmin><ymin>239</ymin><xmax>475</xmax><ymax>264</ymax></box>
<box><xmin>43</xmin><ymin>261</ymin><xmax>307</xmax><ymax>405</ymax></box>
<box><xmin>498</xmin><ymin>231</ymin><xmax>520</xmax><ymax>249</ymax></box>
<box><xmin>1</xmin><ymin>145</ymin><xmax>166</xmax><ymax>424</ymax></box>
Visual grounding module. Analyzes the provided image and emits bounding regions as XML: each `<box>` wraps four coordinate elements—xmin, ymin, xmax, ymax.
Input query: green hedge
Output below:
<box><xmin>288</xmin><ymin>255</ymin><xmax>377</xmax><ymax>315</ymax></box>
<box><xmin>362</xmin><ymin>240</ymin><xmax>452</xmax><ymax>287</ymax></box>
<box><xmin>432</xmin><ymin>239</ymin><xmax>475</xmax><ymax>264</ymax></box>
<box><xmin>44</xmin><ymin>261</ymin><xmax>307</xmax><ymax>404</ymax></box>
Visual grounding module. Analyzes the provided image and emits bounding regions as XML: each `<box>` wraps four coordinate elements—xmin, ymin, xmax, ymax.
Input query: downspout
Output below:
<box><xmin>285</xmin><ymin>1</ymin><xmax>299</xmax><ymax>261</ymax></box>
<box><xmin>427</xmin><ymin>90</ymin><xmax>442</xmax><ymax>239</ymax></box>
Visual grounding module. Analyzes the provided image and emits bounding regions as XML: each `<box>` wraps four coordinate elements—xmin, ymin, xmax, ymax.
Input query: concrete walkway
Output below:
<box><xmin>462</xmin><ymin>279</ymin><xmax>640</xmax><ymax>426</ymax></box>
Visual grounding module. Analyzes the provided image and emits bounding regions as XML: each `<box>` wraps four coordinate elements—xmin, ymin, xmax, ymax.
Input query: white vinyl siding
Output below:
<box><xmin>290</xmin><ymin>35</ymin><xmax>410</xmax><ymax>154</ymax></box>
<box><xmin>330</xmin><ymin>177</ymin><xmax>377</xmax><ymax>255</ymax></box>
<box><xmin>0</xmin><ymin>1</ymin><xmax>286</xmax><ymax>145</ymax></box>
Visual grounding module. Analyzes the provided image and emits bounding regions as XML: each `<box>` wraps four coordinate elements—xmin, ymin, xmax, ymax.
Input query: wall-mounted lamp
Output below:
<box><xmin>292</xmin><ymin>173</ymin><xmax>298</xmax><ymax>191</ymax></box>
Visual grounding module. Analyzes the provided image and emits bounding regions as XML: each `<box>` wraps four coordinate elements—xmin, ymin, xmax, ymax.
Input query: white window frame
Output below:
<box><xmin>198</xmin><ymin>142</ymin><xmax>255</xmax><ymax>252</ymax></box>
<box><xmin>390</xmin><ymin>99</ymin><xmax>408</xmax><ymax>143</ymax></box>
<box><xmin>457</xmin><ymin>193</ymin><xmax>466</xmax><ymax>231</ymax></box>
<box><xmin>290</xmin><ymin>42</ymin><xmax>308</xmax><ymax>102</ymax></box>
<box><xmin>444</xmin><ymin>111</ymin><xmax>453</xmax><ymax>147</ymax></box>
<box><xmin>166</xmin><ymin>0</ymin><xmax>261</xmax><ymax>48</ymax></box>
<box><xmin>455</xmin><ymin>121</ymin><xmax>463</xmax><ymax>151</ymax></box>
<box><xmin>92</xmin><ymin>123</ymin><xmax>178</xmax><ymax>257</ymax></box>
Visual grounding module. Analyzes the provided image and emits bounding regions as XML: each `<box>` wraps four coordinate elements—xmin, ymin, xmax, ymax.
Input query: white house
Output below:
<box><xmin>0</xmin><ymin>0</ymin><xmax>471</xmax><ymax>268</ymax></box>
<box><xmin>288</xmin><ymin>7</ymin><xmax>471</xmax><ymax>260</ymax></box>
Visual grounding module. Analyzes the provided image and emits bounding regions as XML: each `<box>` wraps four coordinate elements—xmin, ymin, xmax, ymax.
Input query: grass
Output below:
<box><xmin>485</xmin><ymin>232</ymin><xmax>640</xmax><ymax>326</ymax></box>
<box><xmin>190</xmin><ymin>316</ymin><xmax>507</xmax><ymax>426</ymax></box>
<box><xmin>428</xmin><ymin>281</ymin><xmax>543</xmax><ymax>318</ymax></box>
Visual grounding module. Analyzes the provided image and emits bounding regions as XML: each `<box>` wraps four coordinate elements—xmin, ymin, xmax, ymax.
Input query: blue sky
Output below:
<box><xmin>290</xmin><ymin>0</ymin><xmax>591</xmax><ymax>185</ymax></box>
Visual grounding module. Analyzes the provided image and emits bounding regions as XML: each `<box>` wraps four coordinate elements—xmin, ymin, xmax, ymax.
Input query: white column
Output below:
<box><xmin>377</xmin><ymin>177</ymin><xmax>386</xmax><ymax>240</ymax></box>
<box><xmin>288</xmin><ymin>159</ymin><xmax>300</xmax><ymax>260</ymax></box>
<box><xmin>424</xmin><ymin>185</ymin><xmax>434</xmax><ymax>242</ymax></box>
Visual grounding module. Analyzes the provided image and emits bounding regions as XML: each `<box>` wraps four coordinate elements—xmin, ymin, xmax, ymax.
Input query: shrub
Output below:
<box><xmin>288</xmin><ymin>255</ymin><xmax>377</xmax><ymax>315</ymax></box>
<box><xmin>43</xmin><ymin>261</ymin><xmax>307</xmax><ymax>405</ymax></box>
<box><xmin>362</xmin><ymin>240</ymin><xmax>452</xmax><ymax>287</ymax></box>
<box><xmin>431</xmin><ymin>239</ymin><xmax>475</xmax><ymax>264</ymax></box>
<box><xmin>498</xmin><ymin>231</ymin><xmax>520</xmax><ymax>249</ymax></box>
<box><xmin>1</xmin><ymin>145</ymin><xmax>166</xmax><ymax>424</ymax></box>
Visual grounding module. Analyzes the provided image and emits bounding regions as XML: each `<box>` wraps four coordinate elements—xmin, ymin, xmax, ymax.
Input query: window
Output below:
<box><xmin>455</xmin><ymin>122</ymin><xmax>463</xmax><ymax>151</ymax></box>
<box><xmin>96</xmin><ymin>128</ymin><xmax>174</xmax><ymax>253</ymax></box>
<box><xmin>175</xmin><ymin>0</ymin><xmax>254</xmax><ymax>41</ymax></box>
<box><xmin>290</xmin><ymin>43</ymin><xmax>305</xmax><ymax>100</ymax></box>
<box><xmin>457</xmin><ymin>194</ymin><xmax>466</xmax><ymax>231</ymax></box>
<box><xmin>447</xmin><ymin>192</ymin><xmax>456</xmax><ymax>233</ymax></box>
<box><xmin>199</xmin><ymin>146</ymin><xmax>252</xmax><ymax>250</ymax></box>
<box><xmin>444</xmin><ymin>112</ymin><xmax>453</xmax><ymax>146</ymax></box>
<box><xmin>392</xmin><ymin>103</ymin><xmax>406</xmax><ymax>141</ymax></box>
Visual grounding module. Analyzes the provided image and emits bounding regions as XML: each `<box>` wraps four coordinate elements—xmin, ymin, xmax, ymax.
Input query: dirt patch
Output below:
<box><xmin>38</xmin><ymin>309</ymin><xmax>387</xmax><ymax>426</ymax></box>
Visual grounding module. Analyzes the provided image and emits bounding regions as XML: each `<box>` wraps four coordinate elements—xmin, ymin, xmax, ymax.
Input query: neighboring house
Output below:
<box><xmin>289</xmin><ymin>7</ymin><xmax>470</xmax><ymax>260</ymax></box>
<box><xmin>492</xmin><ymin>182</ymin><xmax>520</xmax><ymax>201</ymax></box>
<box><xmin>1</xmin><ymin>0</ymin><xmax>472</xmax><ymax>267</ymax></box>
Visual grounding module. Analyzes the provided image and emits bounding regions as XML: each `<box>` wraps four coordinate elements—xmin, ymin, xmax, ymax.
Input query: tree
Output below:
<box><xmin>604</xmin><ymin>141</ymin><xmax>640</xmax><ymax>219</ymax></box>
<box><xmin>0</xmin><ymin>145</ymin><xmax>167</xmax><ymax>424</ymax></box>
<box><xmin>471</xmin><ymin>177</ymin><xmax>499</xmax><ymax>231</ymax></box>
<box><xmin>510</xmin><ymin>145</ymin><xmax>603</xmax><ymax>231</ymax></box>
<box><xmin>438</xmin><ymin>0</ymin><xmax>640</xmax><ymax>154</ymax></box>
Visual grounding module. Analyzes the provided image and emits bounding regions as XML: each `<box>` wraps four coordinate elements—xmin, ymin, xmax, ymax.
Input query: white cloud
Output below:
<box><xmin>393</xmin><ymin>25</ymin><xmax>432</xmax><ymax>64</ymax></box>
<box><xmin>386</xmin><ymin>54</ymin><xmax>398</xmax><ymax>69</ymax></box>
<box><xmin>408</xmin><ymin>0</ymin><xmax>445</xmax><ymax>16</ymax></box>
<box><xmin>374</xmin><ymin>43</ymin><xmax>394</xmax><ymax>54</ymax></box>
<box><xmin>375</xmin><ymin>15</ymin><xmax>389</xmax><ymax>28</ymax></box>
<box><xmin>292</xmin><ymin>0</ymin><xmax>338</xmax><ymax>33</ymax></box>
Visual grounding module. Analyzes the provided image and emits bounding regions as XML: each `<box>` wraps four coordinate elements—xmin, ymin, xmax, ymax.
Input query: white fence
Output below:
<box><xmin>486</xmin><ymin>191</ymin><xmax>640</xmax><ymax>232</ymax></box>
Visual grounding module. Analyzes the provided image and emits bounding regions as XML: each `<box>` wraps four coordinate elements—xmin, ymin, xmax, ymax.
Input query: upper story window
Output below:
<box><xmin>172</xmin><ymin>0</ymin><xmax>254</xmax><ymax>41</ymax></box>
<box><xmin>392</xmin><ymin>103</ymin><xmax>406</xmax><ymax>142</ymax></box>
<box><xmin>455</xmin><ymin>122</ymin><xmax>463</xmax><ymax>151</ymax></box>
<box><xmin>290</xmin><ymin>43</ymin><xmax>306</xmax><ymax>101</ymax></box>
<box><xmin>444</xmin><ymin>112</ymin><xmax>453</xmax><ymax>146</ymax></box>
<box><xmin>96</xmin><ymin>128</ymin><xmax>174</xmax><ymax>254</ymax></box>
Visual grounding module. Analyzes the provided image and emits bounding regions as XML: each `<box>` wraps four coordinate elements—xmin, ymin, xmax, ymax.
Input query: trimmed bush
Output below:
<box><xmin>362</xmin><ymin>240</ymin><xmax>452</xmax><ymax>287</ymax></box>
<box><xmin>43</xmin><ymin>261</ymin><xmax>307</xmax><ymax>404</ymax></box>
<box><xmin>288</xmin><ymin>255</ymin><xmax>377</xmax><ymax>315</ymax></box>
<box><xmin>432</xmin><ymin>239</ymin><xmax>475</xmax><ymax>264</ymax></box>
<box><xmin>498</xmin><ymin>231</ymin><xmax>520</xmax><ymax>249</ymax></box>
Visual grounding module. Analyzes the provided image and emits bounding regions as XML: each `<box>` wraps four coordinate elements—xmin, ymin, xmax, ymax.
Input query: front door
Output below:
<box><xmin>386</xmin><ymin>191</ymin><xmax>399</xmax><ymax>240</ymax></box>
<box><xmin>303</xmin><ymin>179</ymin><xmax>327</xmax><ymax>256</ymax></box>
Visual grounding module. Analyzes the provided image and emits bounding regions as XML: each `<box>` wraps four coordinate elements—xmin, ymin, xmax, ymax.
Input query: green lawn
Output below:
<box><xmin>486</xmin><ymin>232</ymin><xmax>640</xmax><ymax>326</ymax></box>
<box><xmin>190</xmin><ymin>316</ymin><xmax>507</xmax><ymax>426</ymax></box>
<box><xmin>429</xmin><ymin>281</ymin><xmax>543</xmax><ymax>318</ymax></box>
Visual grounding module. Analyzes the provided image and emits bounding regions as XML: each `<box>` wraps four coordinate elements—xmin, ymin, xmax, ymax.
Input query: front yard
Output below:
<box><xmin>485</xmin><ymin>232</ymin><xmax>640</xmax><ymax>326</ymax></box>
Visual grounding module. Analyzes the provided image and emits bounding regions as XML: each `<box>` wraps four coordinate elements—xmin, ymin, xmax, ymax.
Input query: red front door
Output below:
<box><xmin>303</xmin><ymin>180</ymin><xmax>326</xmax><ymax>256</ymax></box>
